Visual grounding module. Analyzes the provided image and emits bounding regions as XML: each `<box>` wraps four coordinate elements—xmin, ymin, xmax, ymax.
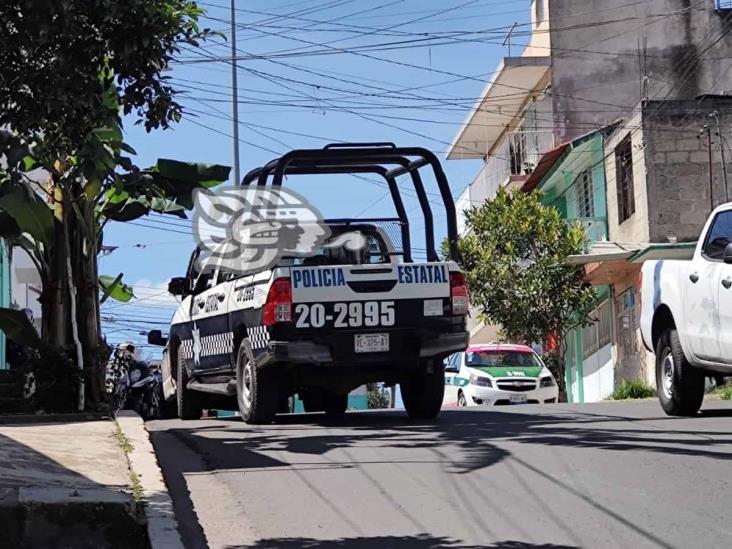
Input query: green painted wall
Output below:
<box><xmin>538</xmin><ymin>133</ymin><xmax>607</xmax><ymax>222</ymax></box>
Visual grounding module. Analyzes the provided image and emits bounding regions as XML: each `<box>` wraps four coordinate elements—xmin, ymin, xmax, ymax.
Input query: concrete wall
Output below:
<box><xmin>10</xmin><ymin>248</ymin><xmax>42</xmax><ymax>333</ymax></box>
<box><xmin>582</xmin><ymin>343</ymin><xmax>615</xmax><ymax>402</ymax></box>
<box><xmin>549</xmin><ymin>0</ymin><xmax>732</xmax><ymax>142</ymax></box>
<box><xmin>525</xmin><ymin>0</ymin><xmax>551</xmax><ymax>57</ymax></box>
<box><xmin>642</xmin><ymin>97</ymin><xmax>732</xmax><ymax>243</ymax></box>
<box><xmin>604</xmin><ymin>111</ymin><xmax>652</xmax><ymax>244</ymax></box>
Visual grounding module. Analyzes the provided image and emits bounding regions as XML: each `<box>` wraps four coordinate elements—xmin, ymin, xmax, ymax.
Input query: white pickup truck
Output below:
<box><xmin>640</xmin><ymin>203</ymin><xmax>732</xmax><ymax>415</ymax></box>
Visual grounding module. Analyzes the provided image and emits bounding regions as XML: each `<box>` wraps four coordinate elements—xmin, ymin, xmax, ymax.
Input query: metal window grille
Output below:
<box><xmin>574</xmin><ymin>169</ymin><xmax>595</xmax><ymax>218</ymax></box>
<box><xmin>615</xmin><ymin>136</ymin><xmax>635</xmax><ymax>223</ymax></box>
<box><xmin>716</xmin><ymin>1</ymin><xmax>732</xmax><ymax>11</ymax></box>
<box><xmin>616</xmin><ymin>288</ymin><xmax>638</xmax><ymax>359</ymax></box>
<box><xmin>582</xmin><ymin>299</ymin><xmax>612</xmax><ymax>360</ymax></box>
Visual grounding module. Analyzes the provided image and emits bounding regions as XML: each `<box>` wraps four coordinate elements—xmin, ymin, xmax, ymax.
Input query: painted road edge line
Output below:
<box><xmin>116</xmin><ymin>411</ymin><xmax>185</xmax><ymax>549</ymax></box>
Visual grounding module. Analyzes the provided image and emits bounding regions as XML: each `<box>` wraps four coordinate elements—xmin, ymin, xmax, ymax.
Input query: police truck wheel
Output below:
<box><xmin>323</xmin><ymin>392</ymin><xmax>348</xmax><ymax>415</ymax></box>
<box><xmin>401</xmin><ymin>360</ymin><xmax>445</xmax><ymax>419</ymax></box>
<box><xmin>236</xmin><ymin>342</ymin><xmax>277</xmax><ymax>424</ymax></box>
<box><xmin>656</xmin><ymin>329</ymin><xmax>704</xmax><ymax>416</ymax></box>
<box><xmin>177</xmin><ymin>348</ymin><xmax>202</xmax><ymax>420</ymax></box>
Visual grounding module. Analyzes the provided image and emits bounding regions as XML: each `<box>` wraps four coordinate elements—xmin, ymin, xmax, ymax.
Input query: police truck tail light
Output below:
<box><xmin>263</xmin><ymin>278</ymin><xmax>292</xmax><ymax>326</ymax></box>
<box><xmin>450</xmin><ymin>272</ymin><xmax>468</xmax><ymax>315</ymax></box>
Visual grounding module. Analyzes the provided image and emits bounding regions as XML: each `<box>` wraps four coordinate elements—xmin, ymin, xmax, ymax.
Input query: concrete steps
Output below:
<box><xmin>0</xmin><ymin>370</ymin><xmax>29</xmax><ymax>414</ymax></box>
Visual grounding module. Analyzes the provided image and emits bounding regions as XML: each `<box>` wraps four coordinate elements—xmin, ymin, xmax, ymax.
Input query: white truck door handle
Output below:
<box><xmin>689</xmin><ymin>272</ymin><xmax>699</xmax><ymax>283</ymax></box>
<box><xmin>722</xmin><ymin>277</ymin><xmax>732</xmax><ymax>290</ymax></box>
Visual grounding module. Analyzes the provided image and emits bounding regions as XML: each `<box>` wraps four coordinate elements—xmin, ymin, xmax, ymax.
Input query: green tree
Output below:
<box><xmin>457</xmin><ymin>187</ymin><xmax>596</xmax><ymax>395</ymax></box>
<box><xmin>0</xmin><ymin>1</ymin><xmax>227</xmax><ymax>409</ymax></box>
<box><xmin>366</xmin><ymin>383</ymin><xmax>391</xmax><ymax>409</ymax></box>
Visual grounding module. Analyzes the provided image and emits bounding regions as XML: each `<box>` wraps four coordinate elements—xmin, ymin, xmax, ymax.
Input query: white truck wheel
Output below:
<box><xmin>656</xmin><ymin>329</ymin><xmax>704</xmax><ymax>416</ymax></box>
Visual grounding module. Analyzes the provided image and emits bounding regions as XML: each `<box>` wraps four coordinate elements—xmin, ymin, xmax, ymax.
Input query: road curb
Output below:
<box><xmin>0</xmin><ymin>411</ymin><xmax>111</xmax><ymax>424</ymax></box>
<box><xmin>116</xmin><ymin>411</ymin><xmax>184</xmax><ymax>549</ymax></box>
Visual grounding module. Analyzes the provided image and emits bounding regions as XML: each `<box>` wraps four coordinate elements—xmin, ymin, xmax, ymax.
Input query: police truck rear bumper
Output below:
<box><xmin>256</xmin><ymin>330</ymin><xmax>469</xmax><ymax>368</ymax></box>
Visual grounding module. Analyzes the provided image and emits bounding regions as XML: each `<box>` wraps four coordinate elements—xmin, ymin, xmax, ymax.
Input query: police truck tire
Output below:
<box><xmin>401</xmin><ymin>360</ymin><xmax>445</xmax><ymax>419</ymax></box>
<box><xmin>177</xmin><ymin>348</ymin><xmax>203</xmax><ymax>420</ymax></box>
<box><xmin>236</xmin><ymin>342</ymin><xmax>277</xmax><ymax>424</ymax></box>
<box><xmin>656</xmin><ymin>329</ymin><xmax>704</xmax><ymax>416</ymax></box>
<box><xmin>323</xmin><ymin>392</ymin><xmax>348</xmax><ymax>415</ymax></box>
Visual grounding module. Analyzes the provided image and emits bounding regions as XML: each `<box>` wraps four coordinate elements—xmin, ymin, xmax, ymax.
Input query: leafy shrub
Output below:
<box><xmin>367</xmin><ymin>383</ymin><xmax>391</xmax><ymax>409</ymax></box>
<box><xmin>611</xmin><ymin>380</ymin><xmax>656</xmax><ymax>400</ymax></box>
<box><xmin>718</xmin><ymin>386</ymin><xmax>732</xmax><ymax>401</ymax></box>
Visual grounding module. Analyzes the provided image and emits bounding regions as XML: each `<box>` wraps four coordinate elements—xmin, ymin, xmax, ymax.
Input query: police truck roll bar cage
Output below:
<box><xmin>162</xmin><ymin>141</ymin><xmax>469</xmax><ymax>424</ymax></box>
<box><xmin>241</xmin><ymin>143</ymin><xmax>460</xmax><ymax>263</ymax></box>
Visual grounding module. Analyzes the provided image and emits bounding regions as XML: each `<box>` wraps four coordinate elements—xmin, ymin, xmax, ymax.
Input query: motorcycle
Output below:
<box><xmin>123</xmin><ymin>360</ymin><xmax>163</xmax><ymax>420</ymax></box>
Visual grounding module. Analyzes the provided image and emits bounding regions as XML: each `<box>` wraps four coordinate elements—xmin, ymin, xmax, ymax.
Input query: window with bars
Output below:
<box><xmin>616</xmin><ymin>288</ymin><xmax>639</xmax><ymax>359</ymax></box>
<box><xmin>574</xmin><ymin>169</ymin><xmax>595</xmax><ymax>218</ymax></box>
<box><xmin>582</xmin><ymin>299</ymin><xmax>612</xmax><ymax>360</ymax></box>
<box><xmin>615</xmin><ymin>136</ymin><xmax>635</xmax><ymax>223</ymax></box>
<box><xmin>716</xmin><ymin>1</ymin><xmax>732</xmax><ymax>11</ymax></box>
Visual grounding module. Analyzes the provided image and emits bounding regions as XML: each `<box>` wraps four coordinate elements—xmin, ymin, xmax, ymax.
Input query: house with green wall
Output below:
<box><xmin>522</xmin><ymin>124</ymin><xmax>620</xmax><ymax>403</ymax></box>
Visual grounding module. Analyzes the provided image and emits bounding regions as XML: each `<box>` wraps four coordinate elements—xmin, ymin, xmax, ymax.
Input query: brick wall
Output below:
<box><xmin>643</xmin><ymin>98</ymin><xmax>732</xmax><ymax>243</ymax></box>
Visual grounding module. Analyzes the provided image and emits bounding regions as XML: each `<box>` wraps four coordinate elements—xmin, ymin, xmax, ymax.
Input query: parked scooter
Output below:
<box><xmin>106</xmin><ymin>342</ymin><xmax>164</xmax><ymax>420</ymax></box>
<box><xmin>124</xmin><ymin>360</ymin><xmax>163</xmax><ymax>420</ymax></box>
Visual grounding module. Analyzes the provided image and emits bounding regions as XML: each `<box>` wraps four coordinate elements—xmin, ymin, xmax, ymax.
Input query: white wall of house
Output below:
<box><xmin>526</xmin><ymin>0</ymin><xmax>551</xmax><ymax>56</ymax></box>
<box><xmin>11</xmin><ymin>247</ymin><xmax>42</xmax><ymax>333</ymax></box>
<box><xmin>582</xmin><ymin>343</ymin><xmax>615</xmax><ymax>402</ymax></box>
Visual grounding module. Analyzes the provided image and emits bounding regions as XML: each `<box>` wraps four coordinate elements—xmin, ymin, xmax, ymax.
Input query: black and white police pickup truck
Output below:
<box><xmin>150</xmin><ymin>144</ymin><xmax>469</xmax><ymax>424</ymax></box>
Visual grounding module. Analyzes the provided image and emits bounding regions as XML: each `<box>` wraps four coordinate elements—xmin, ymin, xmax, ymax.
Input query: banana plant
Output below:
<box><xmin>0</xmin><ymin>129</ymin><xmax>229</xmax><ymax>342</ymax></box>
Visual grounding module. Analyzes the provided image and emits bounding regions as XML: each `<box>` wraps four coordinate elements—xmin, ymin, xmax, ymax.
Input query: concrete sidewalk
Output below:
<box><xmin>0</xmin><ymin>417</ymin><xmax>148</xmax><ymax>548</ymax></box>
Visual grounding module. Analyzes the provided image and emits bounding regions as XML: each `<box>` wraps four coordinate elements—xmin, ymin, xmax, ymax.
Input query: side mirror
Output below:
<box><xmin>444</xmin><ymin>357</ymin><xmax>459</xmax><ymax>373</ymax></box>
<box><xmin>147</xmin><ymin>330</ymin><xmax>168</xmax><ymax>347</ymax></box>
<box><xmin>168</xmin><ymin>277</ymin><xmax>191</xmax><ymax>296</ymax></box>
<box><xmin>724</xmin><ymin>243</ymin><xmax>732</xmax><ymax>265</ymax></box>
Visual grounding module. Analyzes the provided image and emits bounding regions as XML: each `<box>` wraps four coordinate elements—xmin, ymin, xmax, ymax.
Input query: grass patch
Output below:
<box><xmin>711</xmin><ymin>385</ymin><xmax>732</xmax><ymax>400</ymax></box>
<box><xmin>113</xmin><ymin>422</ymin><xmax>134</xmax><ymax>454</ymax></box>
<box><xmin>129</xmin><ymin>471</ymin><xmax>144</xmax><ymax>502</ymax></box>
<box><xmin>114</xmin><ymin>421</ymin><xmax>143</xmax><ymax>503</ymax></box>
<box><xmin>611</xmin><ymin>380</ymin><xmax>656</xmax><ymax>400</ymax></box>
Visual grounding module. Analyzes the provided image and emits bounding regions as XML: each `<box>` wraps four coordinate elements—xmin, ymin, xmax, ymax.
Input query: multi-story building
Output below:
<box><xmin>450</xmin><ymin>0</ymin><xmax>732</xmax><ymax>395</ymax></box>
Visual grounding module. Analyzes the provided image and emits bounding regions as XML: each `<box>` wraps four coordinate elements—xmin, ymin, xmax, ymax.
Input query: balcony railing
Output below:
<box><xmin>469</xmin><ymin>130</ymin><xmax>555</xmax><ymax>204</ymax></box>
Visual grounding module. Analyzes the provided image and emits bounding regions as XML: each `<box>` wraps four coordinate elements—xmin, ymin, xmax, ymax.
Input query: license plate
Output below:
<box><xmin>355</xmin><ymin>333</ymin><xmax>389</xmax><ymax>353</ymax></box>
<box><xmin>509</xmin><ymin>394</ymin><xmax>528</xmax><ymax>405</ymax></box>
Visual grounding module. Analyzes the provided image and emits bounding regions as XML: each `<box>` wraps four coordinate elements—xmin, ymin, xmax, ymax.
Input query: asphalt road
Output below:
<box><xmin>147</xmin><ymin>400</ymin><xmax>732</xmax><ymax>549</ymax></box>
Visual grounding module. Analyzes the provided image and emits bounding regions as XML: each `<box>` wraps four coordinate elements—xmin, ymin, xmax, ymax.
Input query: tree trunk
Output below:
<box><xmin>75</xmin><ymin>195</ymin><xmax>104</xmax><ymax>407</ymax></box>
<box><xmin>41</xmin><ymin>178</ymin><xmax>69</xmax><ymax>348</ymax></box>
<box><xmin>554</xmin><ymin>339</ymin><xmax>568</xmax><ymax>403</ymax></box>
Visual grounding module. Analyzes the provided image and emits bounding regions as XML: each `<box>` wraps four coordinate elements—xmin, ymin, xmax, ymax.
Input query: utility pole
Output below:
<box><xmin>230</xmin><ymin>0</ymin><xmax>241</xmax><ymax>186</ymax></box>
<box><xmin>710</xmin><ymin>111</ymin><xmax>730</xmax><ymax>203</ymax></box>
<box><xmin>701</xmin><ymin>124</ymin><xmax>715</xmax><ymax>212</ymax></box>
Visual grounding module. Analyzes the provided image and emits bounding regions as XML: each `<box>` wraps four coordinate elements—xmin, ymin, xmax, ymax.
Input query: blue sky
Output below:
<box><xmin>100</xmin><ymin>0</ymin><xmax>531</xmax><ymax>355</ymax></box>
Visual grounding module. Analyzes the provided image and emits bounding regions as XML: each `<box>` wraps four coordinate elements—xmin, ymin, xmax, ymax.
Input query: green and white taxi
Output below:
<box><xmin>444</xmin><ymin>343</ymin><xmax>558</xmax><ymax>406</ymax></box>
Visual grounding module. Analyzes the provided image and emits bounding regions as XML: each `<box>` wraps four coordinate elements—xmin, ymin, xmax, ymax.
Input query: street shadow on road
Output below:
<box><xmin>224</xmin><ymin>535</ymin><xmax>578</xmax><ymax>549</ymax></box>
<box><xmin>148</xmin><ymin>404</ymin><xmax>732</xmax><ymax>549</ymax></box>
<box><xmin>152</xmin><ymin>404</ymin><xmax>732</xmax><ymax>477</ymax></box>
